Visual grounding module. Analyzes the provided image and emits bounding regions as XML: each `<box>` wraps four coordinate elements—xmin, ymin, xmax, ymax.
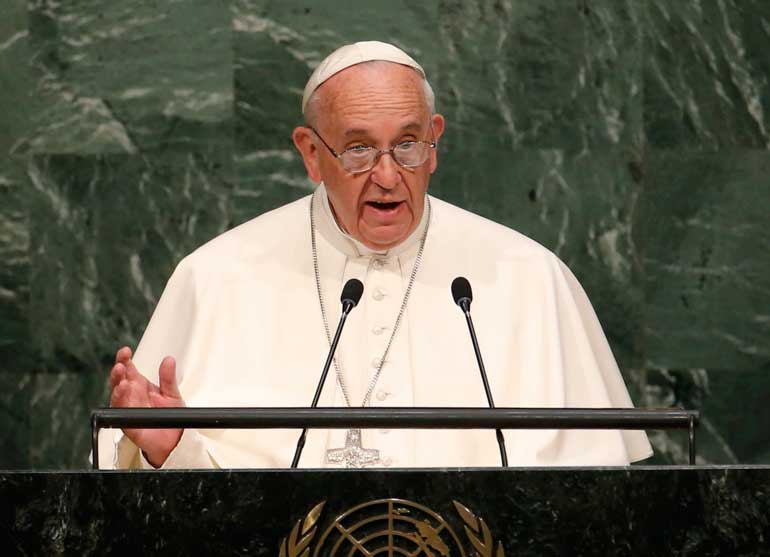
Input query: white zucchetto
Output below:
<box><xmin>302</xmin><ymin>40</ymin><xmax>425</xmax><ymax>114</ymax></box>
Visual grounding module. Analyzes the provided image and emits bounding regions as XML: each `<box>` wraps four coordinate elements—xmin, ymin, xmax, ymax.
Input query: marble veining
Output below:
<box><xmin>0</xmin><ymin>1</ymin><xmax>768</xmax><ymax>468</ymax></box>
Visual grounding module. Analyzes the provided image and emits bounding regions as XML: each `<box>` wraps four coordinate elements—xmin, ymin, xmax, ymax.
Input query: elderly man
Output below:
<box><xmin>105</xmin><ymin>41</ymin><xmax>652</xmax><ymax>469</ymax></box>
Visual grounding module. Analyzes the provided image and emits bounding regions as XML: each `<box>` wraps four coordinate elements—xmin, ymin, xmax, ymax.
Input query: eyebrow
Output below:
<box><xmin>343</xmin><ymin>121</ymin><xmax>424</xmax><ymax>138</ymax></box>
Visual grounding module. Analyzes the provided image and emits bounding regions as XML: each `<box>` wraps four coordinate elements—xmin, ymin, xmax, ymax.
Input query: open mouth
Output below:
<box><xmin>366</xmin><ymin>200</ymin><xmax>402</xmax><ymax>211</ymax></box>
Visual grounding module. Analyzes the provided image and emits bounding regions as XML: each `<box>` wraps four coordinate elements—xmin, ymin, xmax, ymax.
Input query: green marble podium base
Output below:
<box><xmin>2</xmin><ymin>466</ymin><xmax>768</xmax><ymax>555</ymax></box>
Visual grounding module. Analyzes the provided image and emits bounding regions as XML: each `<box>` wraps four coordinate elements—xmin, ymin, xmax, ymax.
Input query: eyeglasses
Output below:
<box><xmin>309</xmin><ymin>126</ymin><xmax>437</xmax><ymax>174</ymax></box>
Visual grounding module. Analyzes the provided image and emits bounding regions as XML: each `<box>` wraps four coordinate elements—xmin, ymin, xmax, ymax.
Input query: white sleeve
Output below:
<box><xmin>99</xmin><ymin>429</ymin><xmax>219</xmax><ymax>469</ymax></box>
<box><xmin>98</xmin><ymin>255</ymin><xmax>221</xmax><ymax>470</ymax></box>
<box><xmin>553</xmin><ymin>258</ymin><xmax>653</xmax><ymax>463</ymax></box>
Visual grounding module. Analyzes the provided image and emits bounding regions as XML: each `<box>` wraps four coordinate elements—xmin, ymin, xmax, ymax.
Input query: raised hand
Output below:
<box><xmin>109</xmin><ymin>346</ymin><xmax>185</xmax><ymax>467</ymax></box>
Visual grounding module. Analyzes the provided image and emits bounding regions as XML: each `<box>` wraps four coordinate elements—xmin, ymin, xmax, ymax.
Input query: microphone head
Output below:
<box><xmin>340</xmin><ymin>278</ymin><xmax>364</xmax><ymax>309</ymax></box>
<box><xmin>451</xmin><ymin>276</ymin><xmax>473</xmax><ymax>308</ymax></box>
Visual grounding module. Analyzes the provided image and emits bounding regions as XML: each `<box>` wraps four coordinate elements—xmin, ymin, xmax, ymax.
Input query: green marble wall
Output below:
<box><xmin>1</xmin><ymin>0</ymin><xmax>768</xmax><ymax>468</ymax></box>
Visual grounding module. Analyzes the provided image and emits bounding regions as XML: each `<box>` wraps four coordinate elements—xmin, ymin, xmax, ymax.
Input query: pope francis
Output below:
<box><xmin>103</xmin><ymin>41</ymin><xmax>653</xmax><ymax>469</ymax></box>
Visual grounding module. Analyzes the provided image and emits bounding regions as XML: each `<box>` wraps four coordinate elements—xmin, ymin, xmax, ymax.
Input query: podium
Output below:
<box><xmin>1</xmin><ymin>467</ymin><xmax>769</xmax><ymax>554</ymax></box>
<box><xmin>3</xmin><ymin>407</ymin><xmax>766</xmax><ymax>553</ymax></box>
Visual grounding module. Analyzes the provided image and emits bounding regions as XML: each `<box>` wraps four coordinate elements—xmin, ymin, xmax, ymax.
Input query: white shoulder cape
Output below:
<box><xmin>101</xmin><ymin>188</ymin><xmax>652</xmax><ymax>468</ymax></box>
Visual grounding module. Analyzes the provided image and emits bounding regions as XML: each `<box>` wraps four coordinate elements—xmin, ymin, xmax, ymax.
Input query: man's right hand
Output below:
<box><xmin>109</xmin><ymin>346</ymin><xmax>185</xmax><ymax>468</ymax></box>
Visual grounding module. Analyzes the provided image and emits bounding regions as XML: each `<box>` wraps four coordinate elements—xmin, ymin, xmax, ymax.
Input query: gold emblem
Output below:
<box><xmin>279</xmin><ymin>498</ymin><xmax>505</xmax><ymax>556</ymax></box>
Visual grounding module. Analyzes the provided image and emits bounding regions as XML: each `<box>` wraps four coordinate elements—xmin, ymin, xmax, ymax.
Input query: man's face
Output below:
<box><xmin>293</xmin><ymin>63</ymin><xmax>445</xmax><ymax>251</ymax></box>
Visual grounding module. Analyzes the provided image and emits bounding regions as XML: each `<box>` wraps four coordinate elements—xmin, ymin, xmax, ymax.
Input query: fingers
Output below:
<box><xmin>109</xmin><ymin>349</ymin><xmax>184</xmax><ymax>410</ymax></box>
<box><xmin>110</xmin><ymin>374</ymin><xmax>141</xmax><ymax>408</ymax></box>
<box><xmin>111</xmin><ymin>347</ymin><xmax>132</xmax><ymax>389</ymax></box>
<box><xmin>109</xmin><ymin>377</ymin><xmax>124</xmax><ymax>406</ymax></box>
<box><xmin>115</xmin><ymin>346</ymin><xmax>132</xmax><ymax>364</ymax></box>
<box><xmin>110</xmin><ymin>345</ymin><xmax>152</xmax><ymax>407</ymax></box>
<box><xmin>118</xmin><ymin>347</ymin><xmax>157</xmax><ymax>393</ymax></box>
<box><xmin>122</xmin><ymin>355</ymin><xmax>141</xmax><ymax>382</ymax></box>
<box><xmin>110</xmin><ymin>358</ymin><xmax>146</xmax><ymax>390</ymax></box>
<box><xmin>112</xmin><ymin>346</ymin><xmax>142</xmax><ymax>386</ymax></box>
<box><xmin>110</xmin><ymin>362</ymin><xmax>126</xmax><ymax>389</ymax></box>
<box><xmin>158</xmin><ymin>356</ymin><xmax>183</xmax><ymax>401</ymax></box>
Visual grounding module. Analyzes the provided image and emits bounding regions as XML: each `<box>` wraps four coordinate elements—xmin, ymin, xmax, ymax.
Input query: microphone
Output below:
<box><xmin>291</xmin><ymin>278</ymin><xmax>364</xmax><ymax>468</ymax></box>
<box><xmin>341</xmin><ymin>278</ymin><xmax>364</xmax><ymax>314</ymax></box>
<box><xmin>451</xmin><ymin>276</ymin><xmax>473</xmax><ymax>312</ymax></box>
<box><xmin>451</xmin><ymin>276</ymin><xmax>509</xmax><ymax>467</ymax></box>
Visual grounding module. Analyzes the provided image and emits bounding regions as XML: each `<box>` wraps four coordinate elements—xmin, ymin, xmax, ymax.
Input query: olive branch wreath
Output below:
<box><xmin>452</xmin><ymin>500</ymin><xmax>506</xmax><ymax>557</ymax></box>
<box><xmin>279</xmin><ymin>501</ymin><xmax>325</xmax><ymax>557</ymax></box>
<box><xmin>279</xmin><ymin>499</ymin><xmax>505</xmax><ymax>556</ymax></box>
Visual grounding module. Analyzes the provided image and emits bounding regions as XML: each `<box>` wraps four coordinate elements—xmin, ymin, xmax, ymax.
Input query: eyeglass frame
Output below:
<box><xmin>308</xmin><ymin>124</ymin><xmax>438</xmax><ymax>174</ymax></box>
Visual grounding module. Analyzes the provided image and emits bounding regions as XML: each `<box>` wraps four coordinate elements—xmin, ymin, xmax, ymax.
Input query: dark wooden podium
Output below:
<box><xmin>1</xmin><ymin>466</ymin><xmax>769</xmax><ymax>554</ymax></box>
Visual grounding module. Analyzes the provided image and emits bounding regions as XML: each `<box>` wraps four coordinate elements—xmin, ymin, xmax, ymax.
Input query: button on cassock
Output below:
<box><xmin>372</xmin><ymin>288</ymin><xmax>386</xmax><ymax>301</ymax></box>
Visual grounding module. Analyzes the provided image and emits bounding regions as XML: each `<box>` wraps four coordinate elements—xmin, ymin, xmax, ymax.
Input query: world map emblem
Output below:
<box><xmin>279</xmin><ymin>498</ymin><xmax>505</xmax><ymax>556</ymax></box>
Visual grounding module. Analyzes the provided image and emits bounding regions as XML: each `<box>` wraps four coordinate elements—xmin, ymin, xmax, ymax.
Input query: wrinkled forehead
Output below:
<box><xmin>314</xmin><ymin>62</ymin><xmax>430</xmax><ymax>129</ymax></box>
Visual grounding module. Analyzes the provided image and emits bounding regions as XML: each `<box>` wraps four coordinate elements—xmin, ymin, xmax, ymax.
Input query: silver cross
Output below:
<box><xmin>326</xmin><ymin>429</ymin><xmax>380</xmax><ymax>468</ymax></box>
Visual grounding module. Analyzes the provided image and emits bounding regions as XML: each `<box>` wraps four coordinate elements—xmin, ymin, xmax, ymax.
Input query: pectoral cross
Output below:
<box><xmin>326</xmin><ymin>429</ymin><xmax>380</xmax><ymax>468</ymax></box>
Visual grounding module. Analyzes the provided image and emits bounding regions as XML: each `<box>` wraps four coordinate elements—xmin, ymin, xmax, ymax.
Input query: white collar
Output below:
<box><xmin>315</xmin><ymin>183</ymin><xmax>429</xmax><ymax>259</ymax></box>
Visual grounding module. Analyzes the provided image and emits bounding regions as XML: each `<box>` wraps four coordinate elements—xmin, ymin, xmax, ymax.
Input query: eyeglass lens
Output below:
<box><xmin>341</xmin><ymin>142</ymin><xmax>432</xmax><ymax>173</ymax></box>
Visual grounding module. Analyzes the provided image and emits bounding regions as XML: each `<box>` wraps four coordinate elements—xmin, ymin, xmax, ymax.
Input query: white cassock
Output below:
<box><xmin>101</xmin><ymin>184</ymin><xmax>652</xmax><ymax>469</ymax></box>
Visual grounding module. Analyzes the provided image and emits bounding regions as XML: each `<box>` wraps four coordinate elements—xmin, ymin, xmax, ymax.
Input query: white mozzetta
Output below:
<box><xmin>102</xmin><ymin>185</ymin><xmax>652</xmax><ymax>469</ymax></box>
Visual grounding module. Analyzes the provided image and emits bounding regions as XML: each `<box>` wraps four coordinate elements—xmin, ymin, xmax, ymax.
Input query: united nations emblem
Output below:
<box><xmin>279</xmin><ymin>498</ymin><xmax>505</xmax><ymax>556</ymax></box>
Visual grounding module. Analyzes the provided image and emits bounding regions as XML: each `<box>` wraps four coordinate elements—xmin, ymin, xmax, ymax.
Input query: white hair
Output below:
<box><xmin>304</xmin><ymin>60</ymin><xmax>435</xmax><ymax>127</ymax></box>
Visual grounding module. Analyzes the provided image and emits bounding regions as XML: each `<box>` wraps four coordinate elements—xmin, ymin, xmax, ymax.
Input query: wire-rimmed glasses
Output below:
<box><xmin>310</xmin><ymin>126</ymin><xmax>437</xmax><ymax>174</ymax></box>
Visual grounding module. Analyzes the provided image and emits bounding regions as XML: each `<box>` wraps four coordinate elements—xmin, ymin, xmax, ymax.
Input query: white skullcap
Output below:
<box><xmin>301</xmin><ymin>40</ymin><xmax>425</xmax><ymax>114</ymax></box>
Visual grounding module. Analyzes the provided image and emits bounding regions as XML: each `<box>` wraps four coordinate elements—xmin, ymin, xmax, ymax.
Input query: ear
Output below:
<box><xmin>292</xmin><ymin>126</ymin><xmax>322</xmax><ymax>183</ymax></box>
<box><xmin>428</xmin><ymin>113</ymin><xmax>446</xmax><ymax>175</ymax></box>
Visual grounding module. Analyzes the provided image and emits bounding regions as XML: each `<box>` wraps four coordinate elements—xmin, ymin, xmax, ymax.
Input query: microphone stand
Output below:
<box><xmin>458</xmin><ymin>299</ymin><xmax>509</xmax><ymax>467</ymax></box>
<box><xmin>291</xmin><ymin>291</ymin><xmax>359</xmax><ymax>468</ymax></box>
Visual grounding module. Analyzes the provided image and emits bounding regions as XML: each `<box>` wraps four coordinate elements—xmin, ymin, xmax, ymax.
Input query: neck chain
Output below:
<box><xmin>310</xmin><ymin>194</ymin><xmax>430</xmax><ymax>408</ymax></box>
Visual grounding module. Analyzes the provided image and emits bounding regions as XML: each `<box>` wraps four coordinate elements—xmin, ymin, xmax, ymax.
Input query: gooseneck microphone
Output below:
<box><xmin>291</xmin><ymin>278</ymin><xmax>364</xmax><ymax>468</ymax></box>
<box><xmin>451</xmin><ymin>276</ymin><xmax>509</xmax><ymax>467</ymax></box>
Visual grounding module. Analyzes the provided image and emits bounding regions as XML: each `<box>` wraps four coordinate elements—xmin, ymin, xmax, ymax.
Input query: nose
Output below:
<box><xmin>369</xmin><ymin>151</ymin><xmax>402</xmax><ymax>189</ymax></box>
